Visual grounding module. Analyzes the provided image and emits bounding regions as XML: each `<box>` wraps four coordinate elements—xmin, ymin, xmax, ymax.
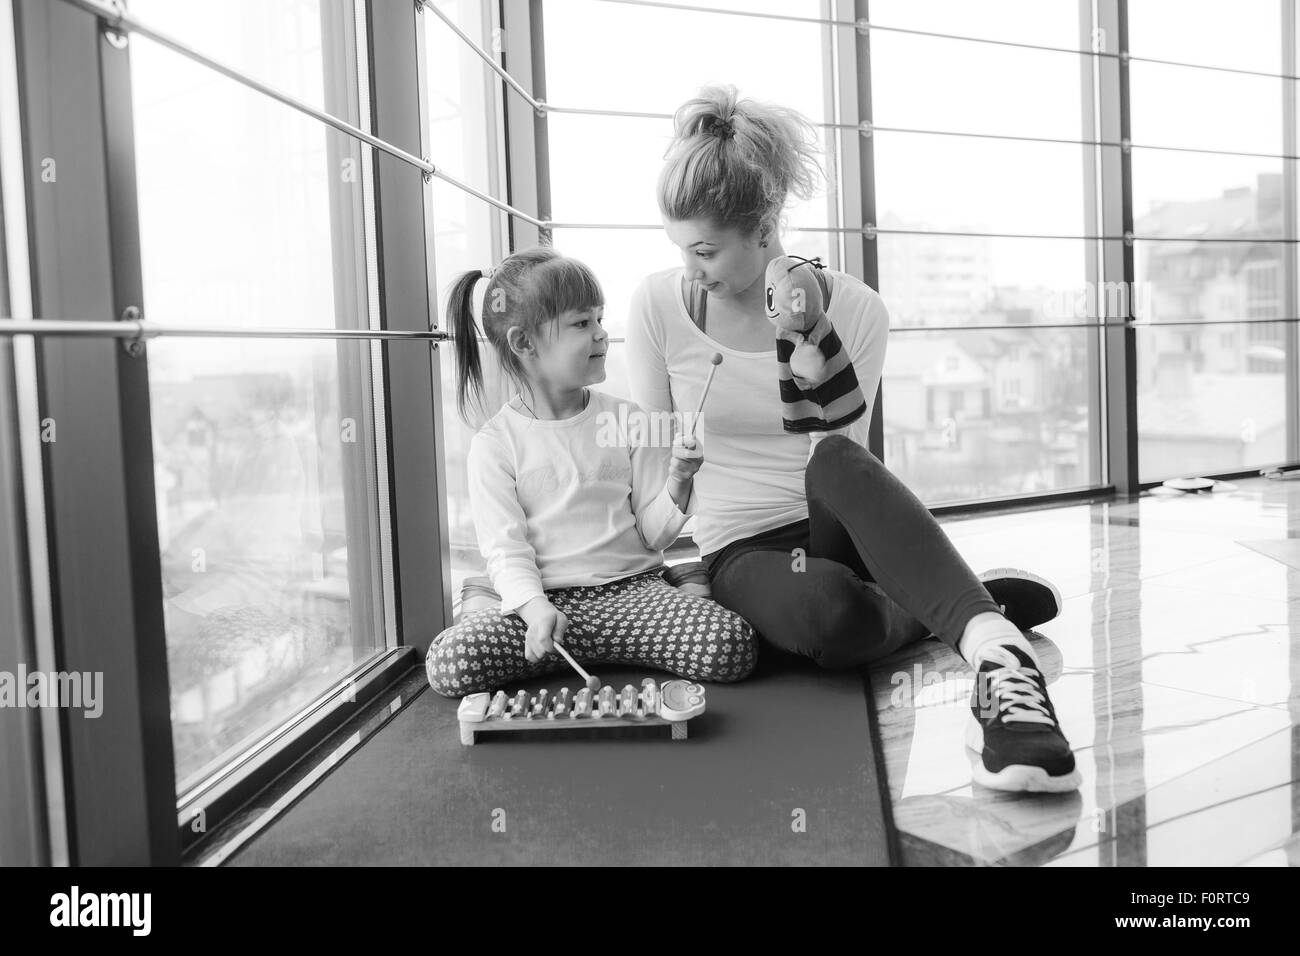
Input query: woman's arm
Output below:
<box><xmin>625</xmin><ymin>279</ymin><xmax>674</xmax><ymax>415</ymax></box>
<box><xmin>808</xmin><ymin>287</ymin><xmax>890</xmax><ymax>455</ymax></box>
<box><xmin>466</xmin><ymin>432</ymin><xmax>546</xmax><ymax>615</ymax></box>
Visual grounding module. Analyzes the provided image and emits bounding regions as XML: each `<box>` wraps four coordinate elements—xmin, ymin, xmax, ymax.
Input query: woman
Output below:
<box><xmin>626</xmin><ymin>85</ymin><xmax>1080</xmax><ymax>794</ymax></box>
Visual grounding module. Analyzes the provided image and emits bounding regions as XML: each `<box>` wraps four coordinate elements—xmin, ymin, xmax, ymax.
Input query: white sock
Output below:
<box><xmin>958</xmin><ymin>612</ymin><xmax>1038</xmax><ymax>668</ymax></box>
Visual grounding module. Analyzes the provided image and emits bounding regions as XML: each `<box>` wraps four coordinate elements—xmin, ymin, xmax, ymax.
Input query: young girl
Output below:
<box><xmin>425</xmin><ymin>247</ymin><xmax>758</xmax><ymax>697</ymax></box>
<box><xmin>626</xmin><ymin>86</ymin><xmax>1080</xmax><ymax>793</ymax></box>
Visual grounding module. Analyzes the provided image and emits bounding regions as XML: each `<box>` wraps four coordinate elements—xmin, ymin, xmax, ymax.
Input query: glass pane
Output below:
<box><xmin>1132</xmin><ymin>151</ymin><xmax>1286</xmax><ymax>241</ymax></box>
<box><xmin>153</xmin><ymin>339</ymin><xmax>386</xmax><ymax>788</ymax></box>
<box><xmin>873</xmin><ymin>32</ymin><xmax>1086</xmax><ymax>142</ymax></box>
<box><xmin>542</xmin><ymin>0</ymin><xmax>825</xmax><ymax>117</ymax></box>
<box><xmin>131</xmin><ymin>37</ymin><xmax>366</xmax><ymax>328</ymax></box>
<box><xmin>547</xmin><ymin>113</ymin><xmax>674</xmax><ymax>225</ymax></box>
<box><xmin>878</xmin><ymin>234</ymin><xmax>1105</xmax><ymax>327</ymax></box>
<box><xmin>1130</xmin><ymin>61</ymin><xmax>1283</xmax><ymax>156</ymax></box>
<box><xmin>426</xmin><ymin>0</ymin><xmax>499</xmax><ymax>191</ymax></box>
<box><xmin>882</xmin><ymin>328</ymin><xmax>1099</xmax><ymax>502</ymax></box>
<box><xmin>129</xmin><ymin>0</ymin><xmax>335</xmax><ymax>109</ymax></box>
<box><xmin>1134</xmin><ymin>240</ymin><xmax>1287</xmax><ymax>323</ymax></box>
<box><xmin>875</xmin><ymin>132</ymin><xmax>1100</xmax><ymax>236</ymax></box>
<box><xmin>1138</xmin><ymin>321</ymin><xmax>1288</xmax><ymax>481</ymax></box>
<box><xmin>425</xmin><ymin>0</ymin><xmax>501</xmax><ymax>311</ymax></box>
<box><xmin>1128</xmin><ymin>0</ymin><xmax>1282</xmax><ymax>76</ymax></box>
<box><xmin>431</xmin><ymin>176</ymin><xmax>498</xmax><ymax>311</ymax></box>
<box><xmin>869</xmin><ymin>0</ymin><xmax>1086</xmax><ymax>51</ymax></box>
<box><xmin>131</xmin><ymin>1</ymin><xmax>390</xmax><ymax>788</ymax></box>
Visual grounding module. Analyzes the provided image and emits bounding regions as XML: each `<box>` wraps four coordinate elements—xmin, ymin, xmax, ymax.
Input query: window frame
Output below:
<box><xmin>8</xmin><ymin>0</ymin><xmax>447</xmax><ymax>862</ymax></box>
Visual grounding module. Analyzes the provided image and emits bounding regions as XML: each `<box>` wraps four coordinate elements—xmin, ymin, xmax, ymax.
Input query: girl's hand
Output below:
<box><xmin>517</xmin><ymin>596</ymin><xmax>567</xmax><ymax>663</ymax></box>
<box><xmin>667</xmin><ymin>435</ymin><xmax>703</xmax><ymax>512</ymax></box>
<box><xmin>669</xmin><ymin>434</ymin><xmax>704</xmax><ymax>484</ymax></box>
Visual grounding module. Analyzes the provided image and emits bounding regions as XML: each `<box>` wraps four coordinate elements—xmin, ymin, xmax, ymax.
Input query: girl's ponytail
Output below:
<box><xmin>447</xmin><ymin>269</ymin><xmax>486</xmax><ymax>423</ymax></box>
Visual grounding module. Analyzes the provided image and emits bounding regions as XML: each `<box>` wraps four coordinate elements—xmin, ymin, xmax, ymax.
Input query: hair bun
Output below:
<box><xmin>660</xmin><ymin>85</ymin><xmax>822</xmax><ymax>235</ymax></box>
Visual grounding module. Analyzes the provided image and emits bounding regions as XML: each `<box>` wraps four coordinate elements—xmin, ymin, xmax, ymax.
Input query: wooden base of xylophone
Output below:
<box><xmin>457</xmin><ymin>678</ymin><xmax>705</xmax><ymax>745</ymax></box>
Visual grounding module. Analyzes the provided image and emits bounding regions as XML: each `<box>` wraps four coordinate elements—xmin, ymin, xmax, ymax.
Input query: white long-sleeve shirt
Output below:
<box><xmin>626</xmin><ymin>266</ymin><xmax>889</xmax><ymax>558</ymax></box>
<box><xmin>467</xmin><ymin>388</ymin><xmax>691</xmax><ymax>614</ymax></box>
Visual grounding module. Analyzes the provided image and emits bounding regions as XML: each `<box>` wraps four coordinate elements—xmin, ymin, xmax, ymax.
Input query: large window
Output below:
<box><xmin>871</xmin><ymin>0</ymin><xmax>1102</xmax><ymax>501</ymax></box>
<box><xmin>129</xmin><ymin>0</ymin><xmax>391</xmax><ymax>788</ymax></box>
<box><xmin>1129</xmin><ymin>0</ymin><xmax>1293</xmax><ymax>480</ymax></box>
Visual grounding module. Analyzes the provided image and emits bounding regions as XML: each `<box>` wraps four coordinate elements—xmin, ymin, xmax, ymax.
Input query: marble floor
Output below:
<box><xmin>874</xmin><ymin>475</ymin><xmax>1300</xmax><ymax>866</ymax></box>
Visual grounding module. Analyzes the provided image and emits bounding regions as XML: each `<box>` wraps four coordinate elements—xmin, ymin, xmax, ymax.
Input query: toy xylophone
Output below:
<box><xmin>456</xmin><ymin>678</ymin><xmax>705</xmax><ymax>745</ymax></box>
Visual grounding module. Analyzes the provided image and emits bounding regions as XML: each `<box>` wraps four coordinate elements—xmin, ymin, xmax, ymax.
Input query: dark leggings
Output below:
<box><xmin>703</xmin><ymin>435</ymin><xmax>1002</xmax><ymax>669</ymax></box>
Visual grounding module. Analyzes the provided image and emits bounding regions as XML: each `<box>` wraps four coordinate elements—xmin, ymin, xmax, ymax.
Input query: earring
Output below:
<box><xmin>760</xmin><ymin>241</ymin><xmax>769</xmax><ymax>248</ymax></box>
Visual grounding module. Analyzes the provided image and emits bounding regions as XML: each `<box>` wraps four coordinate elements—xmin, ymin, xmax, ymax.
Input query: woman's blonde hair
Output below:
<box><xmin>657</xmin><ymin>84</ymin><xmax>822</xmax><ymax>239</ymax></box>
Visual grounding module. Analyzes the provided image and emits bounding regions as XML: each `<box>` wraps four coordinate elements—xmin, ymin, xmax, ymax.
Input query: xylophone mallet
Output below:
<box><xmin>553</xmin><ymin>640</ymin><xmax>601</xmax><ymax>694</ymax></box>
<box><xmin>685</xmin><ymin>353</ymin><xmax>723</xmax><ymax>441</ymax></box>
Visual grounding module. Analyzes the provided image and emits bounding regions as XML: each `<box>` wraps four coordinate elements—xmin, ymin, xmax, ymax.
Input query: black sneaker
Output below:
<box><xmin>978</xmin><ymin>568</ymin><xmax>1062</xmax><ymax>631</ymax></box>
<box><xmin>967</xmin><ymin>644</ymin><xmax>1081</xmax><ymax>793</ymax></box>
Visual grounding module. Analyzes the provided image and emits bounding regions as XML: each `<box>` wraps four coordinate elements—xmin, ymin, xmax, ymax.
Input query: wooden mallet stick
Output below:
<box><xmin>686</xmin><ymin>353</ymin><xmax>723</xmax><ymax>440</ymax></box>
<box><xmin>553</xmin><ymin>640</ymin><xmax>600</xmax><ymax>693</ymax></box>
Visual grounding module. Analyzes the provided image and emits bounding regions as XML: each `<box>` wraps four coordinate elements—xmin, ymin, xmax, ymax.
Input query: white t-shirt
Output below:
<box><xmin>626</xmin><ymin>267</ymin><xmax>890</xmax><ymax>557</ymax></box>
<box><xmin>468</xmin><ymin>388</ymin><xmax>691</xmax><ymax>614</ymax></box>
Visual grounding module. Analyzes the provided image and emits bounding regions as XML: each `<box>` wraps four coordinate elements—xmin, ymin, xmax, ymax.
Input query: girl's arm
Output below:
<box><xmin>808</xmin><ymin>288</ymin><xmax>890</xmax><ymax>457</ymax></box>
<box><xmin>467</xmin><ymin>432</ymin><xmax>546</xmax><ymax>616</ymax></box>
<box><xmin>627</xmin><ymin>417</ymin><xmax>696</xmax><ymax>552</ymax></box>
<box><xmin>626</xmin><ymin>279</ymin><xmax>674</xmax><ymax>415</ymax></box>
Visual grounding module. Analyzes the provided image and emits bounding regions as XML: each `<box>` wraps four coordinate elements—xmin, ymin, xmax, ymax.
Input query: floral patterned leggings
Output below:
<box><xmin>425</xmin><ymin>569</ymin><xmax>758</xmax><ymax>697</ymax></box>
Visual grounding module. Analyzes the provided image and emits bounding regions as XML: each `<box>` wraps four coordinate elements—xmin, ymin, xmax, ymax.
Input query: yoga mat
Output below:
<box><xmin>229</xmin><ymin>663</ymin><xmax>895</xmax><ymax>866</ymax></box>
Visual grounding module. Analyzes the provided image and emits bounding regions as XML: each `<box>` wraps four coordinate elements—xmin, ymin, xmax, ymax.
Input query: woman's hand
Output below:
<box><xmin>668</xmin><ymin>434</ymin><xmax>703</xmax><ymax>511</ymax></box>
<box><xmin>789</xmin><ymin>339</ymin><xmax>830</xmax><ymax>389</ymax></box>
<box><xmin>516</xmin><ymin>596</ymin><xmax>567</xmax><ymax>663</ymax></box>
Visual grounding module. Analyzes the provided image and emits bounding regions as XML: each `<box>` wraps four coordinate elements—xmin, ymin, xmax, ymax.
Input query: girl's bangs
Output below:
<box><xmin>537</xmin><ymin>257</ymin><xmax>604</xmax><ymax>319</ymax></box>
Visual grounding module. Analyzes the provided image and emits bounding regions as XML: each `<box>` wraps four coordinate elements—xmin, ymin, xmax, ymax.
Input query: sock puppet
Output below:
<box><xmin>764</xmin><ymin>255</ymin><xmax>867</xmax><ymax>433</ymax></box>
